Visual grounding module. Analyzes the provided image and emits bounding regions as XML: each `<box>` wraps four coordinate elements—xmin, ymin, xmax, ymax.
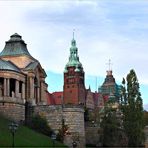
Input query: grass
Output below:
<box><xmin>0</xmin><ymin>116</ymin><xmax>67</xmax><ymax>147</ymax></box>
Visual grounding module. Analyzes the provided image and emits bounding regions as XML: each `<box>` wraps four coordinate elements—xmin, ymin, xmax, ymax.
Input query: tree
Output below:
<box><xmin>144</xmin><ymin>110</ymin><xmax>148</xmax><ymax>126</ymax></box>
<box><xmin>28</xmin><ymin>114</ymin><xmax>52</xmax><ymax>136</ymax></box>
<box><xmin>100</xmin><ymin>103</ymin><xmax>126</xmax><ymax>147</ymax></box>
<box><xmin>120</xmin><ymin>69</ymin><xmax>144</xmax><ymax>146</ymax></box>
<box><xmin>56</xmin><ymin>119</ymin><xmax>69</xmax><ymax>142</ymax></box>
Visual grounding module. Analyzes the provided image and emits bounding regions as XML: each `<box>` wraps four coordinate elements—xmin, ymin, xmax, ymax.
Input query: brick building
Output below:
<box><xmin>63</xmin><ymin>36</ymin><xmax>86</xmax><ymax>105</ymax></box>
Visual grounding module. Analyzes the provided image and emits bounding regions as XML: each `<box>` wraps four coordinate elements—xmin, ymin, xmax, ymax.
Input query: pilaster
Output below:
<box><xmin>4</xmin><ymin>78</ymin><xmax>7</xmax><ymax>96</ymax></box>
<box><xmin>37</xmin><ymin>87</ymin><xmax>40</xmax><ymax>103</ymax></box>
<box><xmin>6</xmin><ymin>78</ymin><xmax>10</xmax><ymax>96</ymax></box>
<box><xmin>22</xmin><ymin>82</ymin><xmax>25</xmax><ymax>99</ymax></box>
<box><xmin>15</xmin><ymin>80</ymin><xmax>19</xmax><ymax>98</ymax></box>
<box><xmin>40</xmin><ymin>77</ymin><xmax>45</xmax><ymax>102</ymax></box>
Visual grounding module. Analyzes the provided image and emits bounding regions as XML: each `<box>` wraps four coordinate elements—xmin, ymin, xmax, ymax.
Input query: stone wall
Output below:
<box><xmin>63</xmin><ymin>106</ymin><xmax>85</xmax><ymax>148</ymax></box>
<box><xmin>0</xmin><ymin>102</ymin><xmax>25</xmax><ymax>122</ymax></box>
<box><xmin>144</xmin><ymin>126</ymin><xmax>148</xmax><ymax>148</ymax></box>
<box><xmin>33</xmin><ymin>105</ymin><xmax>63</xmax><ymax>130</ymax></box>
<box><xmin>33</xmin><ymin>105</ymin><xmax>85</xmax><ymax>148</ymax></box>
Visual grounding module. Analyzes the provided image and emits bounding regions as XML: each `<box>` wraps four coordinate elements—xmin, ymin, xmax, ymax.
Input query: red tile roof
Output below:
<box><xmin>47</xmin><ymin>91</ymin><xmax>63</xmax><ymax>105</ymax></box>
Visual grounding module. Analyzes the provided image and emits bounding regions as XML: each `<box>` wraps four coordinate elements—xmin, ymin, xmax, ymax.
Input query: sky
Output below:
<box><xmin>0</xmin><ymin>0</ymin><xmax>147</xmax><ymax>108</ymax></box>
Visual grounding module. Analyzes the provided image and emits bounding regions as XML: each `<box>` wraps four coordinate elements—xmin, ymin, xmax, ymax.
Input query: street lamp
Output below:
<box><xmin>8</xmin><ymin>122</ymin><xmax>18</xmax><ymax>147</ymax></box>
<box><xmin>72</xmin><ymin>141</ymin><xmax>77</xmax><ymax>148</ymax></box>
<box><xmin>51</xmin><ymin>132</ymin><xmax>56</xmax><ymax>147</ymax></box>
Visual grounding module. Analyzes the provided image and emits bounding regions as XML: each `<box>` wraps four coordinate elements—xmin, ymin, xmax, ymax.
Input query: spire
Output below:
<box><xmin>64</xmin><ymin>32</ymin><xmax>83</xmax><ymax>72</ymax></box>
<box><xmin>106</xmin><ymin>59</ymin><xmax>112</xmax><ymax>71</ymax></box>
<box><xmin>88</xmin><ymin>85</ymin><xmax>91</xmax><ymax>91</ymax></box>
<box><xmin>106</xmin><ymin>59</ymin><xmax>113</xmax><ymax>76</ymax></box>
<box><xmin>71</xmin><ymin>29</ymin><xmax>76</xmax><ymax>47</ymax></box>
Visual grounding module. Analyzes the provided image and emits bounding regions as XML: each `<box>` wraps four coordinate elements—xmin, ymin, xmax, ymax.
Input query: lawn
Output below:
<box><xmin>0</xmin><ymin>116</ymin><xmax>66</xmax><ymax>147</ymax></box>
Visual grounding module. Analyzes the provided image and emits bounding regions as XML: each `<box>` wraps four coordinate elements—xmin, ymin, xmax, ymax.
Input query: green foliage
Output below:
<box><xmin>0</xmin><ymin>115</ymin><xmax>66</xmax><ymax>147</ymax></box>
<box><xmin>100</xmin><ymin>104</ymin><xmax>126</xmax><ymax>147</ymax></box>
<box><xmin>120</xmin><ymin>69</ymin><xmax>144</xmax><ymax>146</ymax></box>
<box><xmin>56</xmin><ymin>119</ymin><xmax>69</xmax><ymax>142</ymax></box>
<box><xmin>28</xmin><ymin>114</ymin><xmax>52</xmax><ymax>137</ymax></box>
<box><xmin>144</xmin><ymin>111</ymin><xmax>148</xmax><ymax>126</ymax></box>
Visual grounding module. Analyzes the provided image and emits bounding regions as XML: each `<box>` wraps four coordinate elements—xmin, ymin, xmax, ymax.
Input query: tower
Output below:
<box><xmin>100</xmin><ymin>60</ymin><xmax>120</xmax><ymax>102</ymax></box>
<box><xmin>63</xmin><ymin>34</ymin><xmax>85</xmax><ymax>105</ymax></box>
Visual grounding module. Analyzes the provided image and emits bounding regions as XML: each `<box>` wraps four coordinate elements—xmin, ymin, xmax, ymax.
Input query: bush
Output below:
<box><xmin>28</xmin><ymin>114</ymin><xmax>52</xmax><ymax>136</ymax></box>
<box><xmin>56</xmin><ymin>119</ymin><xmax>69</xmax><ymax>142</ymax></box>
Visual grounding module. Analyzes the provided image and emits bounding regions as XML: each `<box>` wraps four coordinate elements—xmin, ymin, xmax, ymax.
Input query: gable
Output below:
<box><xmin>24</xmin><ymin>61</ymin><xmax>47</xmax><ymax>77</ymax></box>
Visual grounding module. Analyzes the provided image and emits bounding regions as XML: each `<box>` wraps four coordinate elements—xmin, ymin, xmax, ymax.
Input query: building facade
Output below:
<box><xmin>100</xmin><ymin>70</ymin><xmax>120</xmax><ymax>102</ymax></box>
<box><xmin>0</xmin><ymin>33</ymin><xmax>48</xmax><ymax>106</ymax></box>
<box><xmin>63</xmin><ymin>37</ymin><xmax>85</xmax><ymax>105</ymax></box>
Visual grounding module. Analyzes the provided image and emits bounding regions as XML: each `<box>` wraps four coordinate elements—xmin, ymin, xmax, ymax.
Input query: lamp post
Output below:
<box><xmin>9</xmin><ymin>122</ymin><xmax>18</xmax><ymax>147</ymax></box>
<box><xmin>72</xmin><ymin>141</ymin><xmax>77</xmax><ymax>148</ymax></box>
<box><xmin>51</xmin><ymin>132</ymin><xmax>56</xmax><ymax>147</ymax></box>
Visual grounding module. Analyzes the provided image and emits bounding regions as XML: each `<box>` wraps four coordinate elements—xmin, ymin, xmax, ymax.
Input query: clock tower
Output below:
<box><xmin>63</xmin><ymin>35</ymin><xmax>85</xmax><ymax>105</ymax></box>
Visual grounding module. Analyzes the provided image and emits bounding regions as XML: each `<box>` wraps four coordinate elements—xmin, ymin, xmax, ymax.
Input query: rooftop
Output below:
<box><xmin>0</xmin><ymin>59</ymin><xmax>21</xmax><ymax>73</ymax></box>
<box><xmin>0</xmin><ymin>33</ymin><xmax>31</xmax><ymax>57</ymax></box>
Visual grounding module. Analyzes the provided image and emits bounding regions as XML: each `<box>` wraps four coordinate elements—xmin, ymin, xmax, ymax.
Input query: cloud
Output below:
<box><xmin>0</xmin><ymin>1</ymin><xmax>147</xmax><ymax>103</ymax></box>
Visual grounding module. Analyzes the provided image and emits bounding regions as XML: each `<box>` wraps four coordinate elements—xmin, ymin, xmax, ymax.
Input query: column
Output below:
<box><xmin>30</xmin><ymin>76</ymin><xmax>34</xmax><ymax>99</ymax></box>
<box><xmin>22</xmin><ymin>82</ymin><xmax>25</xmax><ymax>99</ymax></box>
<box><xmin>6</xmin><ymin>78</ymin><xmax>10</xmax><ymax>96</ymax></box>
<box><xmin>4</xmin><ymin>78</ymin><xmax>7</xmax><ymax>96</ymax></box>
<box><xmin>40</xmin><ymin>79</ymin><xmax>44</xmax><ymax>102</ymax></box>
<box><xmin>37</xmin><ymin>87</ymin><xmax>40</xmax><ymax>103</ymax></box>
<box><xmin>15</xmin><ymin>80</ymin><xmax>19</xmax><ymax>98</ymax></box>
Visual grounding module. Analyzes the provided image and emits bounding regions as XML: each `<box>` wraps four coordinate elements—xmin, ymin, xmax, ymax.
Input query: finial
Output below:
<box><xmin>71</xmin><ymin>29</ymin><xmax>76</xmax><ymax>46</ymax></box>
<box><xmin>106</xmin><ymin>59</ymin><xmax>112</xmax><ymax>71</ymax></box>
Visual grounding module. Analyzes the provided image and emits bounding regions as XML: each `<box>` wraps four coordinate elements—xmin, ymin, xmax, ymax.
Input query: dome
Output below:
<box><xmin>0</xmin><ymin>33</ymin><xmax>31</xmax><ymax>57</ymax></box>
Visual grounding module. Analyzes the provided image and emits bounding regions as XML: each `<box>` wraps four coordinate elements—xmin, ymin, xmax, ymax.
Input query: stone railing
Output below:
<box><xmin>0</xmin><ymin>96</ymin><xmax>25</xmax><ymax>105</ymax></box>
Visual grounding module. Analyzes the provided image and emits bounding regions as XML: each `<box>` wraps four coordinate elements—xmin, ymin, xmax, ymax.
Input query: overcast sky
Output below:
<box><xmin>0</xmin><ymin>0</ymin><xmax>147</xmax><ymax>106</ymax></box>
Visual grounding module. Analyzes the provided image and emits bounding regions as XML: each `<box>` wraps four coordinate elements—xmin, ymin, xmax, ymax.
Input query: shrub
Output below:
<box><xmin>28</xmin><ymin>114</ymin><xmax>52</xmax><ymax>136</ymax></box>
<box><xmin>56</xmin><ymin>119</ymin><xmax>69</xmax><ymax>142</ymax></box>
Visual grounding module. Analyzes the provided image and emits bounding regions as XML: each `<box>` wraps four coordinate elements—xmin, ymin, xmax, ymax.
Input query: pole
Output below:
<box><xmin>12</xmin><ymin>132</ymin><xmax>14</xmax><ymax>147</ymax></box>
<box><xmin>53</xmin><ymin>140</ymin><xmax>55</xmax><ymax>147</ymax></box>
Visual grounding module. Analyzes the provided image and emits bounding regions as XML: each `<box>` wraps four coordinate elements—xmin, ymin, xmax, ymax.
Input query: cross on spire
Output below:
<box><xmin>106</xmin><ymin>59</ymin><xmax>112</xmax><ymax>71</ymax></box>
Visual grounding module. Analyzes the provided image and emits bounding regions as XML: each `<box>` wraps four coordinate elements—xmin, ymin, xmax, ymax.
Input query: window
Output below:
<box><xmin>19</xmin><ymin>81</ymin><xmax>22</xmax><ymax>93</ymax></box>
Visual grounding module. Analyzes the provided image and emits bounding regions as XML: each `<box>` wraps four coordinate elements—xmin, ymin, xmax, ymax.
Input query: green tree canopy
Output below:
<box><xmin>121</xmin><ymin>69</ymin><xmax>144</xmax><ymax>146</ymax></box>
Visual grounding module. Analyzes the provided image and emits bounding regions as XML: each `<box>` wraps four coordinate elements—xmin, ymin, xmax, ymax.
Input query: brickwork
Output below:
<box><xmin>0</xmin><ymin>102</ymin><xmax>25</xmax><ymax>122</ymax></box>
<box><xmin>33</xmin><ymin>105</ymin><xmax>85</xmax><ymax>148</ymax></box>
<box><xmin>33</xmin><ymin>105</ymin><xmax>63</xmax><ymax>130</ymax></box>
<box><xmin>144</xmin><ymin>126</ymin><xmax>148</xmax><ymax>148</ymax></box>
<box><xmin>63</xmin><ymin>106</ymin><xmax>85</xmax><ymax>148</ymax></box>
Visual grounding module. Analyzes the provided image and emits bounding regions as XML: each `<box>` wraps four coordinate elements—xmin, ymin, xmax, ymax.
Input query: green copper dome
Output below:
<box><xmin>64</xmin><ymin>37</ymin><xmax>83</xmax><ymax>73</ymax></box>
<box><xmin>0</xmin><ymin>33</ymin><xmax>31</xmax><ymax>57</ymax></box>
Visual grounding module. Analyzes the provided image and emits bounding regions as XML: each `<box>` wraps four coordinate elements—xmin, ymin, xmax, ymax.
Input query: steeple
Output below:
<box><xmin>64</xmin><ymin>33</ymin><xmax>83</xmax><ymax>73</ymax></box>
<box><xmin>63</xmin><ymin>33</ymin><xmax>85</xmax><ymax>105</ymax></box>
<box><xmin>100</xmin><ymin>60</ymin><xmax>120</xmax><ymax>102</ymax></box>
<box><xmin>106</xmin><ymin>59</ymin><xmax>112</xmax><ymax>71</ymax></box>
<box><xmin>106</xmin><ymin>59</ymin><xmax>113</xmax><ymax>76</ymax></box>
